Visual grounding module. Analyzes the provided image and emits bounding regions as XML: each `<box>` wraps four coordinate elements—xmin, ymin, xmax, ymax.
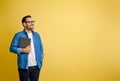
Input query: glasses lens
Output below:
<box><xmin>25</xmin><ymin>21</ymin><xmax>35</xmax><ymax>23</ymax></box>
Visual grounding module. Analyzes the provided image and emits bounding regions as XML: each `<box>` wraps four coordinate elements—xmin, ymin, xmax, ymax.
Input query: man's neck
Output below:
<box><xmin>25</xmin><ymin>28</ymin><xmax>32</xmax><ymax>33</ymax></box>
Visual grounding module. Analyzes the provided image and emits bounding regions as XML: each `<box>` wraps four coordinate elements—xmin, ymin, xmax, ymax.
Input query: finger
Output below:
<box><xmin>29</xmin><ymin>45</ymin><xmax>32</xmax><ymax>47</ymax></box>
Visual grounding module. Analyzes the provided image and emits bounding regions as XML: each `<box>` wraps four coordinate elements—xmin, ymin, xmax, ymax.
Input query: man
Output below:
<box><xmin>10</xmin><ymin>15</ymin><xmax>44</xmax><ymax>81</ymax></box>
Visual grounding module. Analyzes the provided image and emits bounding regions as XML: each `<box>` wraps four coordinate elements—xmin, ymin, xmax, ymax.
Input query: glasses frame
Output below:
<box><xmin>25</xmin><ymin>21</ymin><xmax>35</xmax><ymax>23</ymax></box>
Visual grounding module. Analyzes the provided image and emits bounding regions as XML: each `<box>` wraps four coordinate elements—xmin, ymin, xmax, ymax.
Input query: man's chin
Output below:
<box><xmin>30</xmin><ymin>27</ymin><xmax>34</xmax><ymax>30</ymax></box>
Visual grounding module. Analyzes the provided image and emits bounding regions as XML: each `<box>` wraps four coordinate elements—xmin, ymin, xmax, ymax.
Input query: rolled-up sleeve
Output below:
<box><xmin>10</xmin><ymin>33</ymin><xmax>21</xmax><ymax>54</ymax></box>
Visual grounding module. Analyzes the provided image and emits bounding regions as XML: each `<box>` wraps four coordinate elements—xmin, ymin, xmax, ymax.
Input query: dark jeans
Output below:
<box><xmin>18</xmin><ymin>66</ymin><xmax>40</xmax><ymax>81</ymax></box>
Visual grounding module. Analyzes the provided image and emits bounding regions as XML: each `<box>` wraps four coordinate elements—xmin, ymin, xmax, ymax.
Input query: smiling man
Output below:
<box><xmin>10</xmin><ymin>15</ymin><xmax>44</xmax><ymax>81</ymax></box>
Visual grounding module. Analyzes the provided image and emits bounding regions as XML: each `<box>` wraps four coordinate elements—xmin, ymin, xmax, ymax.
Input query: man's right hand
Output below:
<box><xmin>21</xmin><ymin>45</ymin><xmax>31</xmax><ymax>54</ymax></box>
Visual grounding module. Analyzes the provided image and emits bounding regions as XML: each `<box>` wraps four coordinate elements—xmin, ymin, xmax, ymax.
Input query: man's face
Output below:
<box><xmin>23</xmin><ymin>17</ymin><xmax>35</xmax><ymax>30</ymax></box>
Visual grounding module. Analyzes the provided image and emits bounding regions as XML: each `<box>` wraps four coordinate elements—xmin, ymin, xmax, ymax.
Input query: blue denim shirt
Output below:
<box><xmin>10</xmin><ymin>29</ymin><xmax>44</xmax><ymax>69</ymax></box>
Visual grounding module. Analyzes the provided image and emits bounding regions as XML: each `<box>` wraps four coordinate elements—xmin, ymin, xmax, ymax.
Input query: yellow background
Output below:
<box><xmin>0</xmin><ymin>0</ymin><xmax>120</xmax><ymax>81</ymax></box>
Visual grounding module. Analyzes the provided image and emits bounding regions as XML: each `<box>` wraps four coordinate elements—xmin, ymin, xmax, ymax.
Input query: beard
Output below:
<box><xmin>30</xmin><ymin>27</ymin><xmax>34</xmax><ymax>30</ymax></box>
<box><xmin>28</xmin><ymin>25</ymin><xmax>34</xmax><ymax>29</ymax></box>
<box><xmin>25</xmin><ymin>26</ymin><xmax>34</xmax><ymax>31</ymax></box>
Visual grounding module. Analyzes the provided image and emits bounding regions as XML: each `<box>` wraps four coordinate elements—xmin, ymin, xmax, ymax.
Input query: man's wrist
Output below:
<box><xmin>17</xmin><ymin>48</ymin><xmax>22</xmax><ymax>54</ymax></box>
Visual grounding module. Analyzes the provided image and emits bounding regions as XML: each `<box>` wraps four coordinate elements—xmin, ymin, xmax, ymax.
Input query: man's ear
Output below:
<box><xmin>22</xmin><ymin>23</ymin><xmax>26</xmax><ymax>27</ymax></box>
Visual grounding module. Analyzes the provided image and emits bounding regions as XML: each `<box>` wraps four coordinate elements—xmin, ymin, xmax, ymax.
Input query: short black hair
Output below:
<box><xmin>22</xmin><ymin>15</ymin><xmax>31</xmax><ymax>23</ymax></box>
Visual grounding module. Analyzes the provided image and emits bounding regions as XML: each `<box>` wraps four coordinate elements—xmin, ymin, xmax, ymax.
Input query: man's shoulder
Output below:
<box><xmin>14</xmin><ymin>30</ymin><xmax>24</xmax><ymax>37</ymax></box>
<box><xmin>33</xmin><ymin>31</ymin><xmax>40</xmax><ymax>36</ymax></box>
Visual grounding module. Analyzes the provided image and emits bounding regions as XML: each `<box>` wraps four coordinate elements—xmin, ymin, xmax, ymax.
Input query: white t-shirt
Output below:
<box><xmin>27</xmin><ymin>32</ymin><xmax>37</xmax><ymax>66</ymax></box>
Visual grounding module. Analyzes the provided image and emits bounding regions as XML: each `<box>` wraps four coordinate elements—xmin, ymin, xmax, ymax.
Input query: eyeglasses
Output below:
<box><xmin>25</xmin><ymin>21</ymin><xmax>35</xmax><ymax>23</ymax></box>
